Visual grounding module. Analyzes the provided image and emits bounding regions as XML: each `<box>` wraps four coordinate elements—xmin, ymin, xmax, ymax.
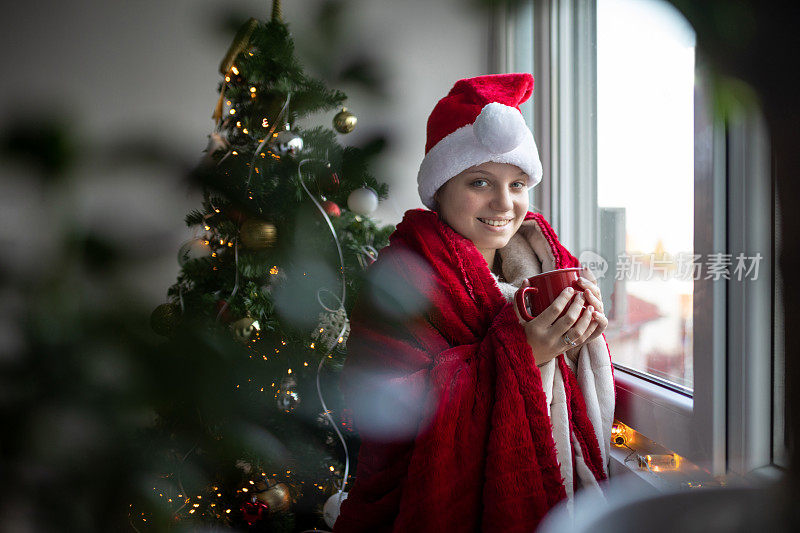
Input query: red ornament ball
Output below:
<box><xmin>226</xmin><ymin>206</ymin><xmax>247</xmax><ymax>225</ymax></box>
<box><xmin>241</xmin><ymin>501</ymin><xmax>269</xmax><ymax>525</ymax></box>
<box><xmin>317</xmin><ymin>168</ymin><xmax>340</xmax><ymax>194</ymax></box>
<box><xmin>322</xmin><ymin>200</ymin><xmax>341</xmax><ymax>218</ymax></box>
<box><xmin>215</xmin><ymin>300</ymin><xmax>234</xmax><ymax>323</ymax></box>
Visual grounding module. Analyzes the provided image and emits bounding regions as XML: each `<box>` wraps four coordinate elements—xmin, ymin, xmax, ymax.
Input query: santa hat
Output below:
<box><xmin>417</xmin><ymin>73</ymin><xmax>543</xmax><ymax>210</ymax></box>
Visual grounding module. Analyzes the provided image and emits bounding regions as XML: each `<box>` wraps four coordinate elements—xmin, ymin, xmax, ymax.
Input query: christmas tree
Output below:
<box><xmin>142</xmin><ymin>2</ymin><xmax>393</xmax><ymax>530</ymax></box>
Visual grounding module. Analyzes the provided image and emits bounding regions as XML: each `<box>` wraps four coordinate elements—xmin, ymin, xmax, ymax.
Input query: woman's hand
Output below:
<box><xmin>575</xmin><ymin>267</ymin><xmax>609</xmax><ymax>343</ymax></box>
<box><xmin>513</xmin><ymin>281</ymin><xmax>597</xmax><ymax>366</ymax></box>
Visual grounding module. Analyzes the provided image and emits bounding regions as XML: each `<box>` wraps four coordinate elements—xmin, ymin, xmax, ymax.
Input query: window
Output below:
<box><xmin>501</xmin><ymin>0</ymin><xmax>784</xmax><ymax>478</ymax></box>
<box><xmin>596</xmin><ymin>0</ymin><xmax>695</xmax><ymax>392</ymax></box>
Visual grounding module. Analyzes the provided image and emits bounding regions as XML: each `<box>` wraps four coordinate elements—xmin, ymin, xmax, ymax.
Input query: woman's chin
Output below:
<box><xmin>474</xmin><ymin>235</ymin><xmax>513</xmax><ymax>252</ymax></box>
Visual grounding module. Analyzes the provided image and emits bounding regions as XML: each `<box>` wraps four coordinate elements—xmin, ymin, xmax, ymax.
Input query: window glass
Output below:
<box><xmin>596</xmin><ymin>0</ymin><xmax>696</xmax><ymax>390</ymax></box>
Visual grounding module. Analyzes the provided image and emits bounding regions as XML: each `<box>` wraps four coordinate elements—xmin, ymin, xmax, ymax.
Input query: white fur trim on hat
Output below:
<box><xmin>417</xmin><ymin>103</ymin><xmax>543</xmax><ymax>210</ymax></box>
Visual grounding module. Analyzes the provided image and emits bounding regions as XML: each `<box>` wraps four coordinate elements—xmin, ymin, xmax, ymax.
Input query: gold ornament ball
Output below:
<box><xmin>240</xmin><ymin>219</ymin><xmax>277</xmax><ymax>249</ymax></box>
<box><xmin>254</xmin><ymin>481</ymin><xmax>292</xmax><ymax>512</ymax></box>
<box><xmin>151</xmin><ymin>303</ymin><xmax>181</xmax><ymax>337</ymax></box>
<box><xmin>333</xmin><ymin>108</ymin><xmax>357</xmax><ymax>134</ymax></box>
<box><xmin>231</xmin><ymin>317</ymin><xmax>260</xmax><ymax>344</ymax></box>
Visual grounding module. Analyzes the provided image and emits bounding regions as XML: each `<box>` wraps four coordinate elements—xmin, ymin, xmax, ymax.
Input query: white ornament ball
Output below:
<box><xmin>323</xmin><ymin>491</ymin><xmax>349</xmax><ymax>528</ymax></box>
<box><xmin>347</xmin><ymin>187</ymin><xmax>378</xmax><ymax>216</ymax></box>
<box><xmin>178</xmin><ymin>238</ymin><xmax>211</xmax><ymax>266</ymax></box>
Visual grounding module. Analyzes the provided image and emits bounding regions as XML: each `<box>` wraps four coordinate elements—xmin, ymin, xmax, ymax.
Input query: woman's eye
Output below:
<box><xmin>471</xmin><ymin>179</ymin><xmax>489</xmax><ymax>188</ymax></box>
<box><xmin>511</xmin><ymin>181</ymin><xmax>526</xmax><ymax>189</ymax></box>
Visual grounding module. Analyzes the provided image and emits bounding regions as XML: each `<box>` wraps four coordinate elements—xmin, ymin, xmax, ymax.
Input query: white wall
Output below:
<box><xmin>0</xmin><ymin>0</ymin><xmax>490</xmax><ymax>305</ymax></box>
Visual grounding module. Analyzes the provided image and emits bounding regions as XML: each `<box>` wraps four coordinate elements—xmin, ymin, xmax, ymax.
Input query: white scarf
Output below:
<box><xmin>491</xmin><ymin>218</ymin><xmax>616</xmax><ymax>505</ymax></box>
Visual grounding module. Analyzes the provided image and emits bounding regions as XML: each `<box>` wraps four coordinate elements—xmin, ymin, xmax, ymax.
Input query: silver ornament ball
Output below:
<box><xmin>271</xmin><ymin>126</ymin><xmax>304</xmax><ymax>156</ymax></box>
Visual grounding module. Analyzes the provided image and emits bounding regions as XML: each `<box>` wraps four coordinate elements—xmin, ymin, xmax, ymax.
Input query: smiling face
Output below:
<box><xmin>434</xmin><ymin>161</ymin><xmax>530</xmax><ymax>267</ymax></box>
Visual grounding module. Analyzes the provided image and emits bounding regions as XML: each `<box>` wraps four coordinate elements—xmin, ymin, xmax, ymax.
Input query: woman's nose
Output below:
<box><xmin>490</xmin><ymin>188</ymin><xmax>513</xmax><ymax>211</ymax></box>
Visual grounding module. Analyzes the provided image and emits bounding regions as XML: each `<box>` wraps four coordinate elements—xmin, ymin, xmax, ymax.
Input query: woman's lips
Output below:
<box><xmin>477</xmin><ymin>217</ymin><xmax>512</xmax><ymax>228</ymax></box>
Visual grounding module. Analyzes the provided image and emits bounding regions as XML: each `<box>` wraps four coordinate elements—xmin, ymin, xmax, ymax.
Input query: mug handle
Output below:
<box><xmin>514</xmin><ymin>286</ymin><xmax>539</xmax><ymax>322</ymax></box>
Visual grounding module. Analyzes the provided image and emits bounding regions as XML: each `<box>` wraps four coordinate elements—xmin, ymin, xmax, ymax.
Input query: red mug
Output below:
<box><xmin>514</xmin><ymin>267</ymin><xmax>584</xmax><ymax>322</ymax></box>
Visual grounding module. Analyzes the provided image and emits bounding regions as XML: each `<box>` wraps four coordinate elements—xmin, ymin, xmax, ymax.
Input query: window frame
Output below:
<box><xmin>500</xmin><ymin>0</ymin><xmax>784</xmax><ymax>478</ymax></box>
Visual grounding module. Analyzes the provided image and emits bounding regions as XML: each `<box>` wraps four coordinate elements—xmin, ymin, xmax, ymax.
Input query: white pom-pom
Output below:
<box><xmin>473</xmin><ymin>102</ymin><xmax>527</xmax><ymax>154</ymax></box>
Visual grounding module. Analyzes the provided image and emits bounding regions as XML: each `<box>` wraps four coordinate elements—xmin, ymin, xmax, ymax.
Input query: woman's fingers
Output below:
<box><xmin>574</xmin><ymin>314</ymin><xmax>598</xmax><ymax>345</ymax></box>
<box><xmin>581</xmin><ymin>287</ymin><xmax>604</xmax><ymax>314</ymax></box>
<box><xmin>586</xmin><ymin>310</ymin><xmax>609</xmax><ymax>341</ymax></box>
<box><xmin>551</xmin><ymin>291</ymin><xmax>585</xmax><ymax>334</ymax></box>
<box><xmin>565</xmin><ymin>305</ymin><xmax>594</xmax><ymax>344</ymax></box>
<box><xmin>535</xmin><ymin>287</ymin><xmax>577</xmax><ymax>326</ymax></box>
<box><xmin>580</xmin><ymin>266</ymin><xmax>597</xmax><ymax>285</ymax></box>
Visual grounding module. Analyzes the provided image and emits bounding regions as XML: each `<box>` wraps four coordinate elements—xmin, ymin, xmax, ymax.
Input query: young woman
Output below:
<box><xmin>333</xmin><ymin>73</ymin><xmax>615</xmax><ymax>532</ymax></box>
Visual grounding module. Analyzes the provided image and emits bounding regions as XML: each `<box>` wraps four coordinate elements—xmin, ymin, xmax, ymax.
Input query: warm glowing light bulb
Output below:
<box><xmin>242</xmin><ymin>128</ymin><xmax>248</xmax><ymax>134</ymax></box>
<box><xmin>229</xmin><ymin>109</ymin><xmax>236</xmax><ymax>115</ymax></box>
<box><xmin>225</xmin><ymin>76</ymin><xmax>230</xmax><ymax>82</ymax></box>
<box><xmin>250</xmin><ymin>87</ymin><xmax>256</xmax><ymax>92</ymax></box>
<box><xmin>287</xmin><ymin>368</ymin><xmax>292</xmax><ymax>374</ymax></box>
<box><xmin>329</xmin><ymin>466</ymin><xmax>335</xmax><ymax>472</ymax></box>
<box><xmin>231</xmin><ymin>66</ymin><xmax>239</xmax><ymax>75</ymax></box>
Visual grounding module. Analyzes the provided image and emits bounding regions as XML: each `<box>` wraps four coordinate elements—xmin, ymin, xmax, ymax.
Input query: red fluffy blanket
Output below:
<box><xmin>333</xmin><ymin>209</ymin><xmax>607</xmax><ymax>532</ymax></box>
